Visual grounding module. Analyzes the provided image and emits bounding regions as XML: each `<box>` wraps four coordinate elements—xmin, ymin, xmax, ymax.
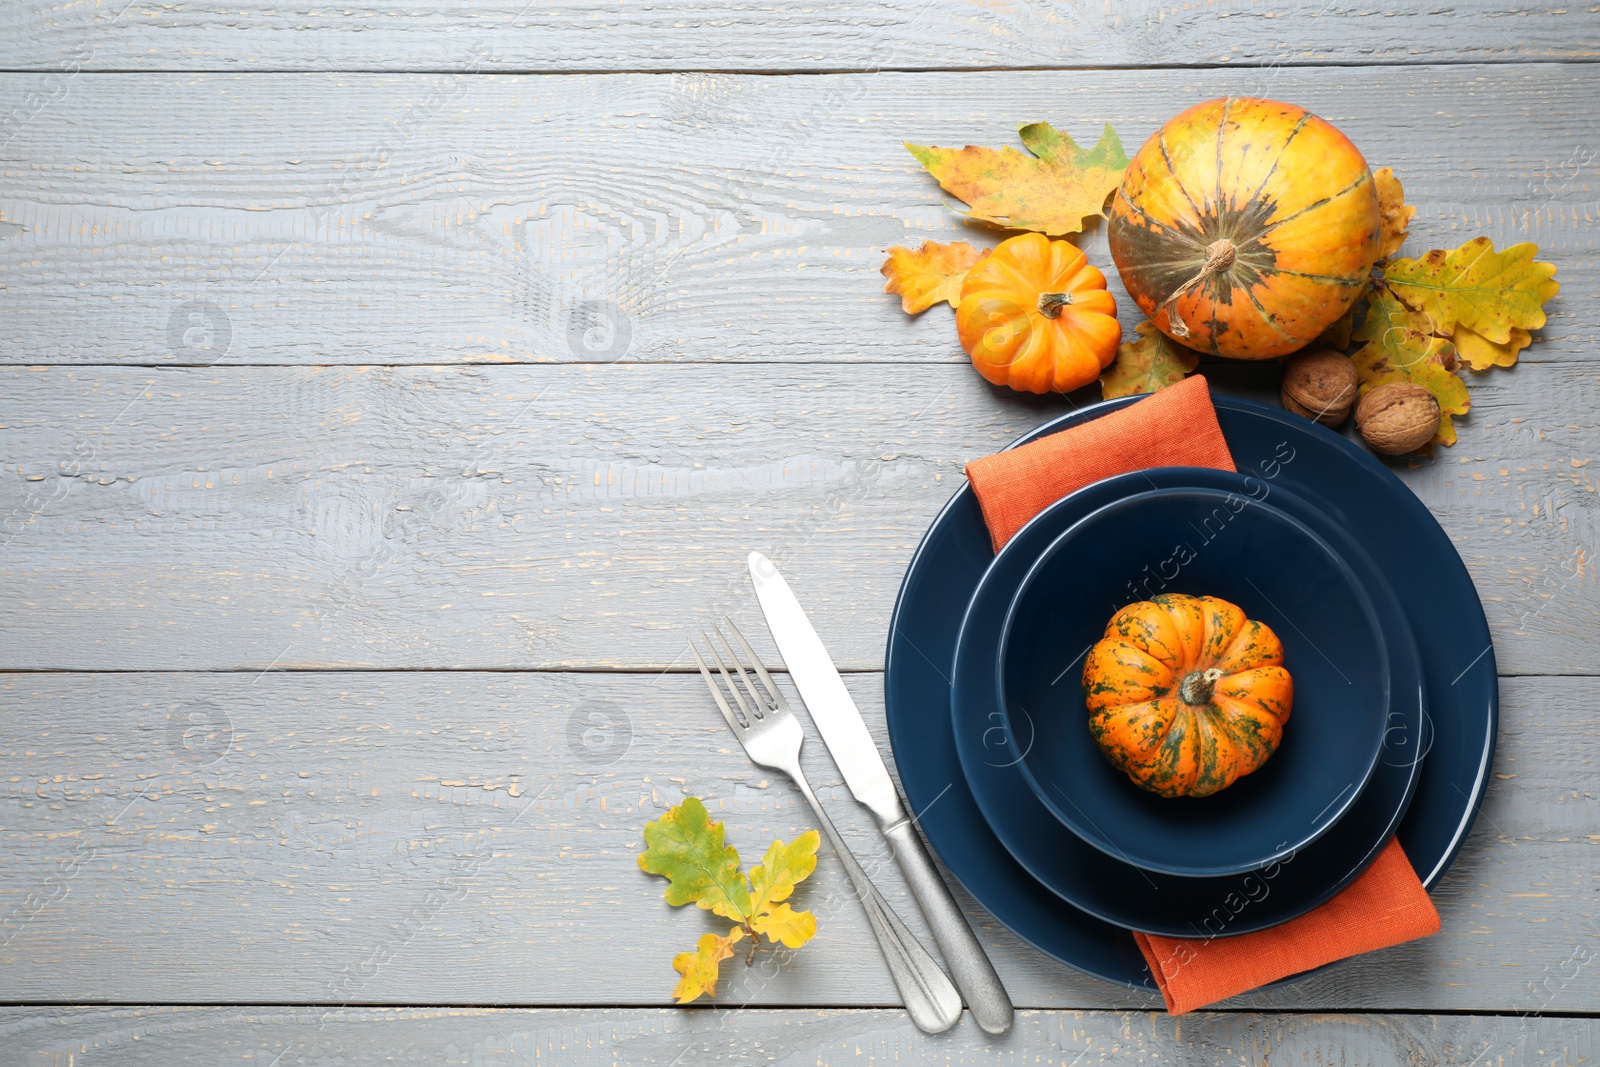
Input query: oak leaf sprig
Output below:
<box><xmin>638</xmin><ymin>796</ymin><xmax>820</xmax><ymax>1003</ymax></box>
<box><xmin>1383</xmin><ymin>237</ymin><xmax>1557</xmax><ymax>371</ymax></box>
<box><xmin>1340</xmin><ymin>170</ymin><xmax>1557</xmax><ymax>449</ymax></box>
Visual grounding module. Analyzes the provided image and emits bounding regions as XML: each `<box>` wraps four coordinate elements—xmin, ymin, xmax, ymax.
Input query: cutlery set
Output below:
<box><xmin>689</xmin><ymin>554</ymin><xmax>1014</xmax><ymax>1035</ymax></box>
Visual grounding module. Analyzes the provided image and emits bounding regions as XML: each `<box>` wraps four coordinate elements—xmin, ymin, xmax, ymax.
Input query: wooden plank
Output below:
<box><xmin>1</xmin><ymin>362</ymin><xmax>1594</xmax><ymax>674</ymax></box>
<box><xmin>0</xmin><ymin>66</ymin><xmax>1593</xmax><ymax>367</ymax></box>
<box><xmin>0</xmin><ymin>1006</ymin><xmax>1595</xmax><ymax>1066</ymax></box>
<box><xmin>3</xmin><ymin>1</ymin><xmax>1597</xmax><ymax>73</ymax></box>
<box><xmin>0</xmin><ymin>671</ymin><xmax>1591</xmax><ymax>1010</ymax></box>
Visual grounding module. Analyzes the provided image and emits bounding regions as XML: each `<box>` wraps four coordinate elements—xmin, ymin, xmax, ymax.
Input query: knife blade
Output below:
<box><xmin>747</xmin><ymin>550</ymin><xmax>903</xmax><ymax>826</ymax></box>
<box><xmin>747</xmin><ymin>550</ymin><xmax>1014</xmax><ymax>1034</ymax></box>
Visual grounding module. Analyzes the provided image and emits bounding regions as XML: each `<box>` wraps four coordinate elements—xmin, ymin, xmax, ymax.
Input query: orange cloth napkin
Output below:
<box><xmin>963</xmin><ymin>375</ymin><xmax>1441</xmax><ymax>1014</ymax></box>
<box><xmin>965</xmin><ymin>376</ymin><xmax>1236</xmax><ymax>553</ymax></box>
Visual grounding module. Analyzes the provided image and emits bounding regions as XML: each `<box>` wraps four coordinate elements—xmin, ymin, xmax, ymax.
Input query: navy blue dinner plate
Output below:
<box><xmin>884</xmin><ymin>394</ymin><xmax>1497</xmax><ymax>989</ymax></box>
<box><xmin>953</xmin><ymin>469</ymin><xmax>1423</xmax><ymax>936</ymax></box>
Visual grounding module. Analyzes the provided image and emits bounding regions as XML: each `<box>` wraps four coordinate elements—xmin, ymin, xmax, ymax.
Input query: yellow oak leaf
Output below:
<box><xmin>880</xmin><ymin>241</ymin><xmax>988</xmax><ymax>314</ymax></box>
<box><xmin>638</xmin><ymin>795</ymin><xmax>750</xmax><ymax>921</ymax></box>
<box><xmin>1100</xmin><ymin>320</ymin><xmax>1199</xmax><ymax>399</ymax></box>
<box><xmin>1453</xmin><ymin>325</ymin><xmax>1532</xmax><ymax>372</ymax></box>
<box><xmin>750</xmin><ymin>903</ymin><xmax>816</xmax><ymax>950</ymax></box>
<box><xmin>639</xmin><ymin>798</ymin><xmax>820</xmax><ymax>1002</ymax></box>
<box><xmin>1352</xmin><ymin>288</ymin><xmax>1471</xmax><ymax>447</ymax></box>
<box><xmin>747</xmin><ymin>830</ymin><xmax>820</xmax><ymax>917</ymax></box>
<box><xmin>1384</xmin><ymin>237</ymin><xmax>1558</xmax><ymax>344</ymax></box>
<box><xmin>1373</xmin><ymin>167</ymin><xmax>1415</xmax><ymax>261</ymax></box>
<box><xmin>906</xmin><ymin>122</ymin><xmax>1130</xmax><ymax>236</ymax></box>
<box><xmin>671</xmin><ymin>928</ymin><xmax>744</xmax><ymax>1004</ymax></box>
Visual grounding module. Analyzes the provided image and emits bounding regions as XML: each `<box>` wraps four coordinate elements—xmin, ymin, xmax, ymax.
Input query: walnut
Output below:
<box><xmin>1280</xmin><ymin>349</ymin><xmax>1358</xmax><ymax>426</ymax></box>
<box><xmin>1356</xmin><ymin>382</ymin><xmax>1441</xmax><ymax>455</ymax></box>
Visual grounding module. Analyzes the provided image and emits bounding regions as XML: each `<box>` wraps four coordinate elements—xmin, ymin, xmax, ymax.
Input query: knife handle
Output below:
<box><xmin>884</xmin><ymin>817</ymin><xmax>1014</xmax><ymax>1035</ymax></box>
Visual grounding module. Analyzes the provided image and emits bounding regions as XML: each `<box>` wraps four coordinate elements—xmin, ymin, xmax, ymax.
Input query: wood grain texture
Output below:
<box><xmin>0</xmin><ymin>67</ymin><xmax>1592</xmax><ymax>367</ymax></box>
<box><xmin>0</xmin><ymin>671</ymin><xmax>1592</xmax><ymax>1010</ymax></box>
<box><xmin>2</xmin><ymin>5</ymin><xmax>1596</xmax><ymax>1032</ymax></box>
<box><xmin>0</xmin><ymin>1006</ymin><xmax>1595</xmax><ymax>1066</ymax></box>
<box><xmin>5</xmin><ymin>1</ymin><xmax>1598</xmax><ymax>73</ymax></box>
<box><xmin>1</xmin><ymin>362</ymin><xmax>1594</xmax><ymax>673</ymax></box>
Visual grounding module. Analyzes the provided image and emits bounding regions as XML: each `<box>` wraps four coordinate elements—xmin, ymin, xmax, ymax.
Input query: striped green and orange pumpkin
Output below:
<box><xmin>1082</xmin><ymin>593</ymin><xmax>1293</xmax><ymax>798</ymax></box>
<box><xmin>1107</xmin><ymin>98</ymin><xmax>1382</xmax><ymax>360</ymax></box>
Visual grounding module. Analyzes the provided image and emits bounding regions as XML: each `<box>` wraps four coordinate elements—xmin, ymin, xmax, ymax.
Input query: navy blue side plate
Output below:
<box><xmin>883</xmin><ymin>395</ymin><xmax>1496</xmax><ymax>989</ymax></box>
<box><xmin>953</xmin><ymin>469</ymin><xmax>1422</xmax><ymax>936</ymax></box>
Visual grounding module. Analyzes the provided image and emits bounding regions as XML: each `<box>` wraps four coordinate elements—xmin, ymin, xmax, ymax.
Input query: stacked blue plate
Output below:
<box><xmin>884</xmin><ymin>395</ymin><xmax>1495</xmax><ymax>989</ymax></box>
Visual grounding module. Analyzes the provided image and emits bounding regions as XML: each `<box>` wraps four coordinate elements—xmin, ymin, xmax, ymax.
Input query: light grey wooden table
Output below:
<box><xmin>1</xmin><ymin>3</ymin><xmax>1596</xmax><ymax>1063</ymax></box>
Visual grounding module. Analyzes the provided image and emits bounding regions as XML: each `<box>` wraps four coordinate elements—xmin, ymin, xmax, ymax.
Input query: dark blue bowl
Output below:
<box><xmin>997</xmin><ymin>484</ymin><xmax>1390</xmax><ymax>878</ymax></box>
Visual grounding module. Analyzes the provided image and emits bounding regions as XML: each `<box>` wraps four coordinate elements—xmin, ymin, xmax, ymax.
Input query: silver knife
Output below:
<box><xmin>748</xmin><ymin>551</ymin><xmax>1014</xmax><ymax>1035</ymax></box>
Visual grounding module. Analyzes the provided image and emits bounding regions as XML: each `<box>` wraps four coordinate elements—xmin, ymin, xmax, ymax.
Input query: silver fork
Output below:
<box><xmin>692</xmin><ymin>618</ymin><xmax>963</xmax><ymax>1035</ymax></box>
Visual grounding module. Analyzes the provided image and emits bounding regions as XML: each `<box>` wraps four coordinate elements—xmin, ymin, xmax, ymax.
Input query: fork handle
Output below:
<box><xmin>884</xmin><ymin>817</ymin><xmax>1014</xmax><ymax>1035</ymax></box>
<box><xmin>790</xmin><ymin>772</ymin><xmax>961</xmax><ymax>1034</ymax></box>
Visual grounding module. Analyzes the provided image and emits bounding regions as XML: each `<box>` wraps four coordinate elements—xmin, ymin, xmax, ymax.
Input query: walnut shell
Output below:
<box><xmin>1356</xmin><ymin>382</ymin><xmax>1441</xmax><ymax>455</ymax></box>
<box><xmin>1281</xmin><ymin>349</ymin><xmax>1358</xmax><ymax>426</ymax></box>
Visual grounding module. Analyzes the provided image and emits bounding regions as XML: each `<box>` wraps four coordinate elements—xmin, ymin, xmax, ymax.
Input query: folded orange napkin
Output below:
<box><xmin>964</xmin><ymin>375</ymin><xmax>1441</xmax><ymax>1014</ymax></box>
<box><xmin>965</xmin><ymin>375</ymin><xmax>1236</xmax><ymax>552</ymax></box>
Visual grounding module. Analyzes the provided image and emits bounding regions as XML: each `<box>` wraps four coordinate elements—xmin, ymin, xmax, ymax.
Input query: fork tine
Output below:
<box><xmin>712</xmin><ymin>623</ymin><xmax>769</xmax><ymax>719</ymax></box>
<box><xmin>702</xmin><ymin>629</ymin><xmax>758</xmax><ymax>724</ymax></box>
<box><xmin>691</xmin><ymin>638</ymin><xmax>746</xmax><ymax>732</ymax></box>
<box><xmin>723</xmin><ymin>616</ymin><xmax>783</xmax><ymax>706</ymax></box>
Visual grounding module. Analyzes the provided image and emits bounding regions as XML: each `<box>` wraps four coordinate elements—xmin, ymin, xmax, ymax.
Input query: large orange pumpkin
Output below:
<box><xmin>1082</xmin><ymin>593</ymin><xmax>1293</xmax><ymax>797</ymax></box>
<box><xmin>1107</xmin><ymin>98</ymin><xmax>1381</xmax><ymax>360</ymax></box>
<box><xmin>956</xmin><ymin>232</ymin><xmax>1122</xmax><ymax>394</ymax></box>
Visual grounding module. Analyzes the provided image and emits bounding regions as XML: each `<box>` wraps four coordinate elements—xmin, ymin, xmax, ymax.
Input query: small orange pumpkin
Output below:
<box><xmin>1107</xmin><ymin>97</ymin><xmax>1381</xmax><ymax>360</ymax></box>
<box><xmin>956</xmin><ymin>232</ymin><xmax>1121</xmax><ymax>394</ymax></box>
<box><xmin>1082</xmin><ymin>593</ymin><xmax>1293</xmax><ymax>797</ymax></box>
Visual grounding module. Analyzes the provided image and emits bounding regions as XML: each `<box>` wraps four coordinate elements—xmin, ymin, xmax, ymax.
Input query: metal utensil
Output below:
<box><xmin>692</xmin><ymin>618</ymin><xmax>962</xmax><ymax>1035</ymax></box>
<box><xmin>748</xmin><ymin>551</ymin><xmax>1014</xmax><ymax>1035</ymax></box>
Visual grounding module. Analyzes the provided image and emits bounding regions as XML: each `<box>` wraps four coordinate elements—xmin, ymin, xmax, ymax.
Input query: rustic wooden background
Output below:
<box><xmin>1</xmin><ymin>2</ymin><xmax>1596</xmax><ymax>1063</ymax></box>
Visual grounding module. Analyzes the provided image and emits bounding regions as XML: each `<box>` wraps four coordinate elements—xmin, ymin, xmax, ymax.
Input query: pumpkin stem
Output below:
<box><xmin>1037</xmin><ymin>291</ymin><xmax>1074</xmax><ymax>318</ymax></box>
<box><xmin>1157</xmin><ymin>238</ymin><xmax>1238</xmax><ymax>339</ymax></box>
<box><xmin>1178</xmin><ymin>667</ymin><xmax>1226</xmax><ymax>705</ymax></box>
<box><xmin>1201</xmin><ymin>238</ymin><xmax>1237</xmax><ymax>274</ymax></box>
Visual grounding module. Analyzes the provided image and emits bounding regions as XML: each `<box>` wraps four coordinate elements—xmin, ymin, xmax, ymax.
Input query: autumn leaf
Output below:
<box><xmin>1100</xmin><ymin>320</ymin><xmax>1199</xmax><ymax>399</ymax></box>
<box><xmin>1384</xmin><ymin>237</ymin><xmax>1558</xmax><ymax>345</ymax></box>
<box><xmin>638</xmin><ymin>795</ymin><xmax>749</xmax><ymax>921</ymax></box>
<box><xmin>639</xmin><ymin>797</ymin><xmax>820</xmax><ymax>1002</ymax></box>
<box><xmin>751</xmin><ymin>903</ymin><xmax>817</xmax><ymax>950</ymax></box>
<box><xmin>906</xmin><ymin>122</ymin><xmax>1130</xmax><ymax>236</ymax></box>
<box><xmin>671</xmin><ymin>929</ymin><xmax>743</xmax><ymax>1004</ymax></box>
<box><xmin>1454</xmin><ymin>325</ymin><xmax>1533</xmax><ymax>372</ymax></box>
<box><xmin>880</xmin><ymin>240</ymin><xmax>988</xmax><ymax>314</ymax></box>
<box><xmin>1352</xmin><ymin>288</ymin><xmax>1471</xmax><ymax>447</ymax></box>
<box><xmin>747</xmin><ymin>833</ymin><xmax>819</xmax><ymax>916</ymax></box>
<box><xmin>1373</xmin><ymin>167</ymin><xmax>1415</xmax><ymax>261</ymax></box>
